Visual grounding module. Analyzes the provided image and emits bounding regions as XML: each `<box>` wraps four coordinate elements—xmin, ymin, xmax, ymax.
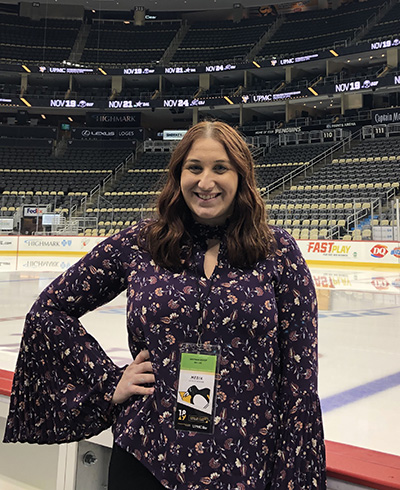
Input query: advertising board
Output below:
<box><xmin>299</xmin><ymin>240</ymin><xmax>400</xmax><ymax>266</ymax></box>
<box><xmin>18</xmin><ymin>236</ymin><xmax>105</xmax><ymax>255</ymax></box>
<box><xmin>0</xmin><ymin>236</ymin><xmax>398</xmax><ymax>271</ymax></box>
<box><xmin>0</xmin><ymin>236</ymin><xmax>18</xmax><ymax>253</ymax></box>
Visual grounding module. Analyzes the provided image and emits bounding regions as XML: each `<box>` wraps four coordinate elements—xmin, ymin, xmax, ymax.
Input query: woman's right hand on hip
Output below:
<box><xmin>112</xmin><ymin>349</ymin><xmax>155</xmax><ymax>404</ymax></box>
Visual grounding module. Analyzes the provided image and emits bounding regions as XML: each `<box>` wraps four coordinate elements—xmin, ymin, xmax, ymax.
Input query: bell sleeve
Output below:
<box><xmin>271</xmin><ymin>229</ymin><xmax>327</xmax><ymax>489</ymax></box>
<box><xmin>3</xmin><ymin>229</ymin><xmax>135</xmax><ymax>444</ymax></box>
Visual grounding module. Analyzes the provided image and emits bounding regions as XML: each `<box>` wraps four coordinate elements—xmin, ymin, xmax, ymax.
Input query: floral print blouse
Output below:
<box><xmin>4</xmin><ymin>222</ymin><xmax>326</xmax><ymax>490</ymax></box>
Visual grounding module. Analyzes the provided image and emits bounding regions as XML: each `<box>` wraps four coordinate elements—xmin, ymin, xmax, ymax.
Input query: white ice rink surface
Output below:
<box><xmin>0</xmin><ymin>265</ymin><xmax>399</xmax><ymax>457</ymax></box>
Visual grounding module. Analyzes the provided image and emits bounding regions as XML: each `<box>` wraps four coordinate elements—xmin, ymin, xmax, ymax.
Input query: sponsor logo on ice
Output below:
<box><xmin>371</xmin><ymin>277</ymin><xmax>389</xmax><ymax>290</ymax></box>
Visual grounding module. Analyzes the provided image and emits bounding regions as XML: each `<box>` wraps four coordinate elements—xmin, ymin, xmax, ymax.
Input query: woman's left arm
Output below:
<box><xmin>270</xmin><ymin>230</ymin><xmax>326</xmax><ymax>490</ymax></box>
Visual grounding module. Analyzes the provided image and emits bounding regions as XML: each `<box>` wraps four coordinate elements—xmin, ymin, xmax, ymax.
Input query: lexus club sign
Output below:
<box><xmin>72</xmin><ymin>127</ymin><xmax>144</xmax><ymax>139</ymax></box>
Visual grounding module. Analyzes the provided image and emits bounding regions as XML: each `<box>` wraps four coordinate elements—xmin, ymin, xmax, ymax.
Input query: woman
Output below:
<box><xmin>4</xmin><ymin>121</ymin><xmax>326</xmax><ymax>490</ymax></box>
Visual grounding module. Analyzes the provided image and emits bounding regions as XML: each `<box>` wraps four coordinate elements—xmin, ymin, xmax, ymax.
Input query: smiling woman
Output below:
<box><xmin>142</xmin><ymin>120</ymin><xmax>274</xmax><ymax>271</ymax></box>
<box><xmin>3</xmin><ymin>120</ymin><xmax>326</xmax><ymax>490</ymax></box>
<box><xmin>180</xmin><ymin>137</ymin><xmax>239</xmax><ymax>226</ymax></box>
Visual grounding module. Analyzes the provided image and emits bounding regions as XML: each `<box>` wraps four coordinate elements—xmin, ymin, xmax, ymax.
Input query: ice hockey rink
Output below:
<box><xmin>0</xmin><ymin>259</ymin><xmax>399</xmax><ymax>461</ymax></box>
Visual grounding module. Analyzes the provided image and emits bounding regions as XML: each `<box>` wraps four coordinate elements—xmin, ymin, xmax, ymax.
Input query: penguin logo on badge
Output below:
<box><xmin>179</xmin><ymin>385</ymin><xmax>210</xmax><ymax>409</ymax></box>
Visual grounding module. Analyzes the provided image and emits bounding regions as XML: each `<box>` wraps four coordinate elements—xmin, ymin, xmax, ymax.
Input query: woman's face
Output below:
<box><xmin>180</xmin><ymin>137</ymin><xmax>239</xmax><ymax>226</ymax></box>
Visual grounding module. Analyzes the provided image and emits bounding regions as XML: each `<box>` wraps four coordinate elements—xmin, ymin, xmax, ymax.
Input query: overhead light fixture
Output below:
<box><xmin>22</xmin><ymin>65</ymin><xmax>31</xmax><ymax>73</ymax></box>
<box><xmin>329</xmin><ymin>49</ymin><xmax>339</xmax><ymax>57</ymax></box>
<box><xmin>224</xmin><ymin>96</ymin><xmax>234</xmax><ymax>105</ymax></box>
<box><xmin>41</xmin><ymin>114</ymin><xmax>46</xmax><ymax>119</ymax></box>
<box><xmin>20</xmin><ymin>97</ymin><xmax>31</xmax><ymax>107</ymax></box>
<box><xmin>67</xmin><ymin>117</ymin><xmax>73</xmax><ymax>122</ymax></box>
<box><xmin>252</xmin><ymin>61</ymin><xmax>261</xmax><ymax>68</ymax></box>
<box><xmin>308</xmin><ymin>87</ymin><xmax>318</xmax><ymax>96</ymax></box>
<box><xmin>99</xmin><ymin>67</ymin><xmax>107</xmax><ymax>75</ymax></box>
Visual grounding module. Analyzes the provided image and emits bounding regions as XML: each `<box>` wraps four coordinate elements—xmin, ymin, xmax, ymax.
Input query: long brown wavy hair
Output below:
<box><xmin>139</xmin><ymin>120</ymin><xmax>275</xmax><ymax>270</ymax></box>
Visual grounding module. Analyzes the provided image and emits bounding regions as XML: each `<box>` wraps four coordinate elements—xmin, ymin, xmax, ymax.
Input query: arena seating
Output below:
<box><xmin>258</xmin><ymin>0</ymin><xmax>392</xmax><ymax>58</ymax></box>
<box><xmin>0</xmin><ymin>144</ymin><xmax>129</xmax><ymax>170</ymax></box>
<box><xmin>24</xmin><ymin>82</ymin><xmax>69</xmax><ymax>98</ymax></box>
<box><xmin>0</xmin><ymin>143</ymin><xmax>134</xmax><ymax>221</ymax></box>
<box><xmin>266</xmin><ymin>136</ymin><xmax>400</xmax><ymax>239</ymax></box>
<box><xmin>0</xmin><ymin>83</ymin><xmax>21</xmax><ymax>98</ymax></box>
<box><xmin>1</xmin><ymin>128</ymin><xmax>398</xmax><ymax>239</ymax></box>
<box><xmin>15</xmin><ymin>132</ymin><xmax>392</xmax><ymax>238</ymax></box>
<box><xmin>1</xmin><ymin>0</ymin><xmax>397</xmax><ymax>68</ymax></box>
<box><xmin>74</xmin><ymin>140</ymin><xmax>344</xmax><ymax>236</ymax></box>
<box><xmin>255</xmin><ymin>143</ymin><xmax>336</xmax><ymax>190</ymax></box>
<box><xmin>0</xmin><ymin>13</ymin><xmax>80</xmax><ymax>63</ymax></box>
<box><xmin>81</xmin><ymin>153</ymin><xmax>169</xmax><ymax>235</ymax></box>
<box><xmin>171</xmin><ymin>17</ymin><xmax>274</xmax><ymax>64</ymax></box>
<box><xmin>364</xmin><ymin>1</ymin><xmax>400</xmax><ymax>42</ymax></box>
<box><xmin>81</xmin><ymin>21</ymin><xmax>180</xmax><ymax>65</ymax></box>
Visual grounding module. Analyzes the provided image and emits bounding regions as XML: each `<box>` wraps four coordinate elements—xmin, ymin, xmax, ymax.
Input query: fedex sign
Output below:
<box><xmin>23</xmin><ymin>206</ymin><xmax>47</xmax><ymax>216</ymax></box>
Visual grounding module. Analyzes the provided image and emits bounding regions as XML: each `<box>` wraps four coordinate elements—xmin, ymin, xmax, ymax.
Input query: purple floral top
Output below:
<box><xmin>4</xmin><ymin>222</ymin><xmax>326</xmax><ymax>490</ymax></box>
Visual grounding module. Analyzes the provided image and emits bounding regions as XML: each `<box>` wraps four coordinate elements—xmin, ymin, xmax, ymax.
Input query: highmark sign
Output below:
<box><xmin>18</xmin><ymin>236</ymin><xmax>104</xmax><ymax>254</ymax></box>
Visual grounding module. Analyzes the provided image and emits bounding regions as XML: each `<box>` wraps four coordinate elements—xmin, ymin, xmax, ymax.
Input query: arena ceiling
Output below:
<box><xmin>2</xmin><ymin>0</ymin><xmax>325</xmax><ymax>12</ymax></box>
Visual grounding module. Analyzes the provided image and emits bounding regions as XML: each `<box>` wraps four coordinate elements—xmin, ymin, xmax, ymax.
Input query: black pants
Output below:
<box><xmin>108</xmin><ymin>443</ymin><xmax>166</xmax><ymax>490</ymax></box>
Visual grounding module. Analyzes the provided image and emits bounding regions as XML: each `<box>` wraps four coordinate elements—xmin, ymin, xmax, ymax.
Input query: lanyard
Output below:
<box><xmin>196</xmin><ymin>276</ymin><xmax>215</xmax><ymax>347</ymax></box>
<box><xmin>194</xmin><ymin>245</ymin><xmax>218</xmax><ymax>347</ymax></box>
